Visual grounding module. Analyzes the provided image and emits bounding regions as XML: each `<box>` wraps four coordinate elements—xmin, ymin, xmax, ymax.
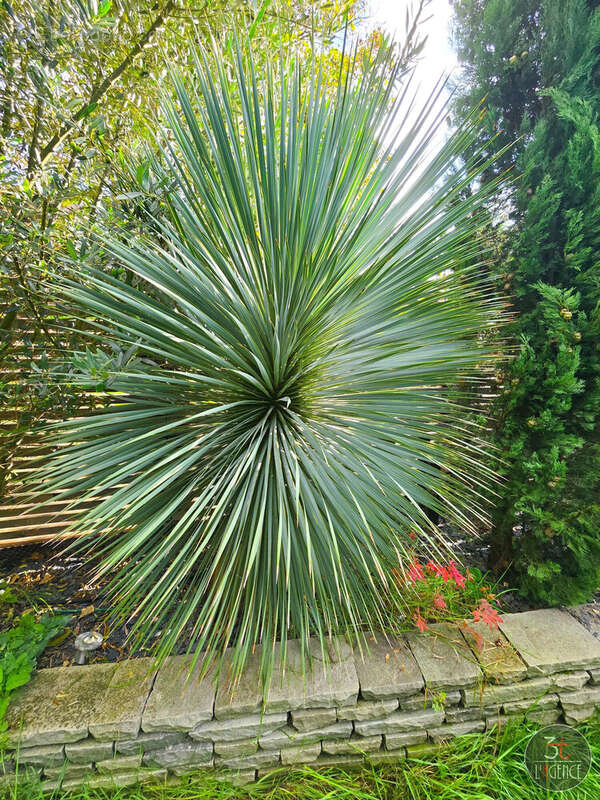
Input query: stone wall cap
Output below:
<box><xmin>499</xmin><ymin>609</ymin><xmax>600</xmax><ymax>677</ymax></box>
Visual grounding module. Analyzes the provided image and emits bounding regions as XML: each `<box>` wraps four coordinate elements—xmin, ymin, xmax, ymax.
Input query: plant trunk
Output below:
<box><xmin>487</xmin><ymin>500</ymin><xmax>515</xmax><ymax>574</ymax></box>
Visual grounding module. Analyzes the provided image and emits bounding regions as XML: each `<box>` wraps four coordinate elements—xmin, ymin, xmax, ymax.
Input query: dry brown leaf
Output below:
<box><xmin>79</xmin><ymin>605</ymin><xmax>95</xmax><ymax>619</ymax></box>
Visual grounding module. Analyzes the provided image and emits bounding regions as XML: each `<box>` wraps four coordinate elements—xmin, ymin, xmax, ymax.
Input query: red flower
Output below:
<box><xmin>409</xmin><ymin>531</ymin><xmax>417</xmax><ymax>540</ymax></box>
<box><xmin>413</xmin><ymin>610</ymin><xmax>428</xmax><ymax>632</ymax></box>
<box><xmin>407</xmin><ymin>558</ymin><xmax>425</xmax><ymax>583</ymax></box>
<box><xmin>473</xmin><ymin>599</ymin><xmax>503</xmax><ymax>629</ymax></box>
<box><xmin>426</xmin><ymin>560</ymin><xmax>452</xmax><ymax>581</ymax></box>
<box><xmin>440</xmin><ymin>566</ymin><xmax>452</xmax><ymax>582</ymax></box>
<box><xmin>448</xmin><ymin>561</ymin><xmax>466</xmax><ymax>590</ymax></box>
<box><xmin>433</xmin><ymin>592</ymin><xmax>447</xmax><ymax>610</ymax></box>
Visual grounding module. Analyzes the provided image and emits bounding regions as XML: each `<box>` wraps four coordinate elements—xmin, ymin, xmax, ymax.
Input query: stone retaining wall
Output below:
<box><xmin>2</xmin><ymin>607</ymin><xmax>600</xmax><ymax>793</ymax></box>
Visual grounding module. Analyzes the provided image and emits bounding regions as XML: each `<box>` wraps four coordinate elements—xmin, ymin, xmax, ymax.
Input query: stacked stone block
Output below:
<box><xmin>2</xmin><ymin>607</ymin><xmax>600</xmax><ymax>792</ymax></box>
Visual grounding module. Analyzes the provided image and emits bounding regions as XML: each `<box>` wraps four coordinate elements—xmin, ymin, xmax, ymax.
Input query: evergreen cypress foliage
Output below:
<box><xmin>452</xmin><ymin>0</ymin><xmax>600</xmax><ymax>603</ymax></box>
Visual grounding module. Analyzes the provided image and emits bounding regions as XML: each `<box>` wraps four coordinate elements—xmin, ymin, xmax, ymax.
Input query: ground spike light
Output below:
<box><xmin>74</xmin><ymin>631</ymin><xmax>104</xmax><ymax>665</ymax></box>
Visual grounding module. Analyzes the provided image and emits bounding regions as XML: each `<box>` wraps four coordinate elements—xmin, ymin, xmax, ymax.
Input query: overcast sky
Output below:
<box><xmin>360</xmin><ymin>0</ymin><xmax>459</xmax><ymax>152</ymax></box>
<box><xmin>365</xmin><ymin>0</ymin><xmax>457</xmax><ymax>92</ymax></box>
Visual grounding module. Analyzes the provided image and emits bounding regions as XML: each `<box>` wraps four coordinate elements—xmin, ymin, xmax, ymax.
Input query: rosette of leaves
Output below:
<box><xmin>30</xmin><ymin>43</ymin><xmax>503</xmax><ymax>681</ymax></box>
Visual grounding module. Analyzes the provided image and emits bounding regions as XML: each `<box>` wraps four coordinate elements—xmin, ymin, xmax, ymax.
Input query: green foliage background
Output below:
<box><xmin>3</xmin><ymin>0</ymin><xmax>423</xmax><ymax>495</ymax></box>
<box><xmin>451</xmin><ymin>0</ymin><xmax>600</xmax><ymax>603</ymax></box>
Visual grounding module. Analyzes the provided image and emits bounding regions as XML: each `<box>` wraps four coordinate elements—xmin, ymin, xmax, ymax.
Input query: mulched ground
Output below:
<box><xmin>0</xmin><ymin>543</ymin><xmax>135</xmax><ymax>668</ymax></box>
<box><xmin>1</xmin><ymin>532</ymin><xmax>597</xmax><ymax>668</ymax></box>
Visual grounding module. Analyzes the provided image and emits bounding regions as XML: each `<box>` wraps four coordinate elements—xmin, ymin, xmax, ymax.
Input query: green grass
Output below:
<box><xmin>5</xmin><ymin>715</ymin><xmax>600</xmax><ymax>799</ymax></box>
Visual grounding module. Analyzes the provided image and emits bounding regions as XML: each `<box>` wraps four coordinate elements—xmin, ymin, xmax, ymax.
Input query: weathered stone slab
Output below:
<box><xmin>400</xmin><ymin>690</ymin><xmax>461</xmax><ymax>711</ymax></box>
<box><xmin>503</xmin><ymin>693</ymin><xmax>558</xmax><ymax>715</ymax></box>
<box><xmin>97</xmin><ymin>754</ymin><xmax>142</xmax><ymax>773</ymax></box>
<box><xmin>61</xmin><ymin>767</ymin><xmax>167</xmax><ymax>791</ymax></box>
<box><xmin>354</xmin><ymin>636</ymin><xmax>423</xmax><ymax>700</ymax></box>
<box><xmin>38</xmin><ymin>780</ymin><xmax>61</xmax><ymax>794</ymax></box>
<box><xmin>499</xmin><ymin>610</ymin><xmax>600</xmax><ymax>676</ymax></box>
<box><xmin>406</xmin><ymin>742</ymin><xmax>440</xmax><ymax>758</ymax></box>
<box><xmin>214</xmin><ymin>647</ymin><xmax>263</xmax><ymax>720</ymax></box>
<box><xmin>217</xmin><ymin>750</ymin><xmax>280</xmax><ymax>770</ymax></box>
<box><xmin>65</xmin><ymin>738</ymin><xmax>114</xmax><ymax>764</ymax></box>
<box><xmin>170</xmin><ymin>762</ymin><xmax>214</xmax><ymax>776</ymax></box>
<box><xmin>190</xmin><ymin>712</ymin><xmax>287</xmax><ymax>742</ymax></box>
<box><xmin>370</xmin><ymin>749</ymin><xmax>407</xmax><ymax>764</ymax></box>
<box><xmin>549</xmin><ymin>671</ymin><xmax>591</xmax><ymax>691</ymax></box>
<box><xmin>116</xmin><ymin>732</ymin><xmax>188</xmax><ymax>756</ymax></box>
<box><xmin>338</xmin><ymin>699</ymin><xmax>398</xmax><ymax>721</ymax></box>
<box><xmin>259</xmin><ymin>722</ymin><xmax>352</xmax><ymax>749</ymax></box>
<box><xmin>322</xmin><ymin>735</ymin><xmax>381</xmax><ymax>755</ymax></box>
<box><xmin>564</xmin><ymin>707</ymin><xmax>595</xmax><ymax>725</ymax></box>
<box><xmin>485</xmin><ymin>713</ymin><xmax>509</xmax><ymax>731</ymax></box>
<box><xmin>280</xmin><ymin>743</ymin><xmax>322</xmax><ymax>765</ymax></box>
<box><xmin>559</xmin><ymin>686</ymin><xmax>600</xmax><ymax>710</ymax></box>
<box><xmin>354</xmin><ymin>708</ymin><xmax>444</xmax><ymax>737</ymax></box>
<box><xmin>405</xmin><ymin>624</ymin><xmax>481</xmax><ymax>690</ymax></box>
<box><xmin>384</xmin><ymin>730</ymin><xmax>427</xmax><ymax>749</ymax></box>
<box><xmin>444</xmin><ymin>707</ymin><xmax>488</xmax><ymax>724</ymax></box>
<box><xmin>588</xmin><ymin>668</ymin><xmax>600</xmax><ymax>685</ymax></box>
<box><xmin>442</xmin><ymin>690</ymin><xmax>463</xmax><ymax>705</ymax></box>
<box><xmin>264</xmin><ymin>638</ymin><xmax>359</xmax><ymax>712</ymax></box>
<box><xmin>214</xmin><ymin>769</ymin><xmax>257</xmax><ymax>786</ymax></box>
<box><xmin>309</xmin><ymin>636</ymin><xmax>354</xmax><ymax>663</ymax></box>
<box><xmin>44</xmin><ymin>763</ymin><xmax>93</xmax><ymax>780</ymax></box>
<box><xmin>528</xmin><ymin>709</ymin><xmax>562</xmax><ymax>725</ymax></box>
<box><xmin>1</xmin><ymin>765</ymin><xmax>41</xmax><ymax>785</ymax></box>
<box><xmin>291</xmin><ymin>708</ymin><xmax>336</xmax><ymax>732</ymax></box>
<box><xmin>16</xmin><ymin>743</ymin><xmax>65</xmax><ymax>767</ymax></box>
<box><xmin>142</xmin><ymin>655</ymin><xmax>215</xmax><ymax>732</ymax></box>
<box><xmin>427</xmin><ymin>720</ymin><xmax>485</xmax><ymax>743</ymax></box>
<box><xmin>5</xmin><ymin>664</ymin><xmax>117</xmax><ymax>748</ymax></box>
<box><xmin>88</xmin><ymin>659</ymin><xmax>156</xmax><ymax>741</ymax></box>
<box><xmin>462</xmin><ymin>671</ymin><xmax>589</xmax><ymax>708</ymax></box>
<box><xmin>315</xmin><ymin>753</ymin><xmax>364</xmax><ymax>768</ymax></box>
<box><xmin>143</xmin><ymin>741</ymin><xmax>213</xmax><ymax>768</ymax></box>
<box><xmin>214</xmin><ymin>738</ymin><xmax>258</xmax><ymax>758</ymax></box>
<box><xmin>460</xmin><ymin>622</ymin><xmax>527</xmax><ymax>684</ymax></box>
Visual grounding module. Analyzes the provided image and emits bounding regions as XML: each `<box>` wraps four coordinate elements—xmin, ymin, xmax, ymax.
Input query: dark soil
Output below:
<box><xmin>1</xmin><ymin>530</ymin><xmax>598</xmax><ymax>667</ymax></box>
<box><xmin>562</xmin><ymin>603</ymin><xmax>600</xmax><ymax>640</ymax></box>
<box><xmin>0</xmin><ymin>543</ymin><xmax>133</xmax><ymax>668</ymax></box>
<box><xmin>0</xmin><ymin>543</ymin><xmax>197</xmax><ymax>668</ymax></box>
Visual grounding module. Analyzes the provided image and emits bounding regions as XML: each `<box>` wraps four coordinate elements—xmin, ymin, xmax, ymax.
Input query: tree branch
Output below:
<box><xmin>39</xmin><ymin>0</ymin><xmax>175</xmax><ymax>165</ymax></box>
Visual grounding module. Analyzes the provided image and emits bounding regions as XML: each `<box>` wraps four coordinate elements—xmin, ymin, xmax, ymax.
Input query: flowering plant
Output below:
<box><xmin>394</xmin><ymin>552</ymin><xmax>504</xmax><ymax>644</ymax></box>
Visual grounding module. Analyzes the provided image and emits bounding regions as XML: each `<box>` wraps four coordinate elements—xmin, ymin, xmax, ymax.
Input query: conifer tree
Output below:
<box><xmin>451</xmin><ymin>0</ymin><xmax>600</xmax><ymax>603</ymax></box>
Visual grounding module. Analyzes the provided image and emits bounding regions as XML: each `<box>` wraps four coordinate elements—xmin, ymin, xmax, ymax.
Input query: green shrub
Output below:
<box><xmin>452</xmin><ymin>0</ymin><xmax>600</xmax><ymax>603</ymax></box>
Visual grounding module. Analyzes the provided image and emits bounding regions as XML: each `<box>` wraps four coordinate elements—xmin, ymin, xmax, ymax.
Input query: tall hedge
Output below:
<box><xmin>451</xmin><ymin>0</ymin><xmax>600</xmax><ymax>603</ymax></box>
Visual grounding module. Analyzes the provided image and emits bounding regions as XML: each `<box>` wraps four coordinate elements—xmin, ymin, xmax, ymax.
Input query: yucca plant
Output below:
<box><xmin>30</xmin><ymin>42</ymin><xmax>504</xmax><ymax>682</ymax></box>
